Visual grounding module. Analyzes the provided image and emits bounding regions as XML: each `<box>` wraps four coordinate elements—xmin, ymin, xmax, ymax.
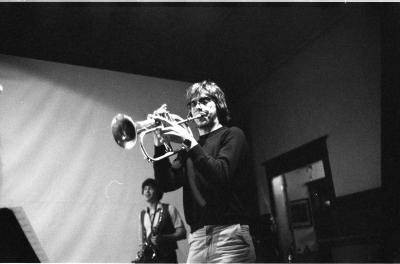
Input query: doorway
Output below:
<box><xmin>264</xmin><ymin>136</ymin><xmax>335</xmax><ymax>262</ymax></box>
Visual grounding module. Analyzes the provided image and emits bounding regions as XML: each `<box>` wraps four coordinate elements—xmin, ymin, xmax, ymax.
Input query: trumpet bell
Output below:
<box><xmin>111</xmin><ymin>113</ymin><xmax>137</xmax><ymax>149</ymax></box>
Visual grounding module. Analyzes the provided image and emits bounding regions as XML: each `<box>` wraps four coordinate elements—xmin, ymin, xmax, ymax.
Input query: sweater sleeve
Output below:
<box><xmin>153</xmin><ymin>145</ymin><xmax>185</xmax><ymax>192</ymax></box>
<box><xmin>187</xmin><ymin>127</ymin><xmax>247</xmax><ymax>187</ymax></box>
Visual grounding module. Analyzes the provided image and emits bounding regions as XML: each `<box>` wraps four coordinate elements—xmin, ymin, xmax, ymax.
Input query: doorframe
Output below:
<box><xmin>263</xmin><ymin>136</ymin><xmax>335</xmax><ymax>216</ymax></box>
<box><xmin>263</xmin><ymin>136</ymin><xmax>336</xmax><ymax>260</ymax></box>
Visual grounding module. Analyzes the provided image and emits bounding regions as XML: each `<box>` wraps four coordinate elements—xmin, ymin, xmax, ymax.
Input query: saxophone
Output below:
<box><xmin>132</xmin><ymin>241</ymin><xmax>157</xmax><ymax>263</ymax></box>
<box><xmin>132</xmin><ymin>207</ymin><xmax>165</xmax><ymax>263</ymax></box>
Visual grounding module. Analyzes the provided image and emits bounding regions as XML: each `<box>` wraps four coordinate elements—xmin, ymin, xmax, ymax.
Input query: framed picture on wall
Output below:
<box><xmin>290</xmin><ymin>198</ymin><xmax>312</xmax><ymax>228</ymax></box>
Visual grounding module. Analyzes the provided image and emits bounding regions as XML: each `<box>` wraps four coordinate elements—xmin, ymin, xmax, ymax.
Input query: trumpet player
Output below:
<box><xmin>134</xmin><ymin>178</ymin><xmax>186</xmax><ymax>263</ymax></box>
<box><xmin>152</xmin><ymin>81</ymin><xmax>257</xmax><ymax>263</ymax></box>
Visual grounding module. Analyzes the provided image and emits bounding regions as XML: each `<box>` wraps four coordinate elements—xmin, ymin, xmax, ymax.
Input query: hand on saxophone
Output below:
<box><xmin>150</xmin><ymin>234</ymin><xmax>164</xmax><ymax>246</ymax></box>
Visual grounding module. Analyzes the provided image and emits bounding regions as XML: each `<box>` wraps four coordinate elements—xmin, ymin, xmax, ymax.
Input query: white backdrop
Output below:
<box><xmin>0</xmin><ymin>54</ymin><xmax>192</xmax><ymax>262</ymax></box>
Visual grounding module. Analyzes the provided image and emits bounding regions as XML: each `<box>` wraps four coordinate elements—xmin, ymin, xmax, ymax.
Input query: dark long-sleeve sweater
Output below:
<box><xmin>153</xmin><ymin>126</ymin><xmax>257</xmax><ymax>233</ymax></box>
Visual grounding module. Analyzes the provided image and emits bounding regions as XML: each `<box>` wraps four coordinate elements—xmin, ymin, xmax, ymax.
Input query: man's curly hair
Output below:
<box><xmin>186</xmin><ymin>80</ymin><xmax>231</xmax><ymax>126</ymax></box>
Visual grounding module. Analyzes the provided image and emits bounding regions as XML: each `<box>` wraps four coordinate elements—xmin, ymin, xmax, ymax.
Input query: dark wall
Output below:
<box><xmin>245</xmin><ymin>6</ymin><xmax>381</xmax><ymax>215</ymax></box>
<box><xmin>380</xmin><ymin>4</ymin><xmax>400</xmax><ymax>261</ymax></box>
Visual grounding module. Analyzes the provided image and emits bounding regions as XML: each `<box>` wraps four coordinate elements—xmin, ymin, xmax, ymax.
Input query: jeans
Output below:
<box><xmin>187</xmin><ymin>224</ymin><xmax>256</xmax><ymax>263</ymax></box>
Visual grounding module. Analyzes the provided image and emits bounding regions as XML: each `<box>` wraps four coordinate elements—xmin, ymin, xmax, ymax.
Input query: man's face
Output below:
<box><xmin>189</xmin><ymin>92</ymin><xmax>218</xmax><ymax>129</ymax></box>
<box><xmin>142</xmin><ymin>185</ymin><xmax>157</xmax><ymax>202</ymax></box>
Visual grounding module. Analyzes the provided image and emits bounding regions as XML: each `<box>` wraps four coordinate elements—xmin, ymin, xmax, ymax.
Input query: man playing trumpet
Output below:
<box><xmin>151</xmin><ymin>81</ymin><xmax>257</xmax><ymax>263</ymax></box>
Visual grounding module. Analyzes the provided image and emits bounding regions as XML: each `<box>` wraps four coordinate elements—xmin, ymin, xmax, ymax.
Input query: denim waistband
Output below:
<box><xmin>190</xmin><ymin>222</ymin><xmax>250</xmax><ymax>233</ymax></box>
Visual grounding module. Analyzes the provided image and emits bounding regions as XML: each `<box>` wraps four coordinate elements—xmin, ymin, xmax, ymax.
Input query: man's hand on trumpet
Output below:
<box><xmin>158</xmin><ymin>121</ymin><xmax>198</xmax><ymax>150</ymax></box>
<box><xmin>150</xmin><ymin>104</ymin><xmax>198</xmax><ymax>151</ymax></box>
<box><xmin>149</xmin><ymin>104</ymin><xmax>169</xmax><ymax>147</ymax></box>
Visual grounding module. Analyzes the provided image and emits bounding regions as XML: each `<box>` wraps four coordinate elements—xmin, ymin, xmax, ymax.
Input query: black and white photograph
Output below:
<box><xmin>0</xmin><ymin>1</ymin><xmax>398</xmax><ymax>263</ymax></box>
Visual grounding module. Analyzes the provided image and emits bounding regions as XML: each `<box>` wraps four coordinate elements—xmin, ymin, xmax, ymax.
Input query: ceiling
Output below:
<box><xmin>0</xmin><ymin>2</ymin><xmax>352</xmax><ymax>103</ymax></box>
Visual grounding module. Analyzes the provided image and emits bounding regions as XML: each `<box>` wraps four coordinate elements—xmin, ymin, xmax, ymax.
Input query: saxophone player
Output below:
<box><xmin>133</xmin><ymin>178</ymin><xmax>186</xmax><ymax>263</ymax></box>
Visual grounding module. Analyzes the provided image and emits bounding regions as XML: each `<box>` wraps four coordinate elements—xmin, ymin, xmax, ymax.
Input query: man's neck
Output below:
<box><xmin>198</xmin><ymin>121</ymin><xmax>223</xmax><ymax>136</ymax></box>
<box><xmin>146</xmin><ymin>201</ymin><xmax>159</xmax><ymax>212</ymax></box>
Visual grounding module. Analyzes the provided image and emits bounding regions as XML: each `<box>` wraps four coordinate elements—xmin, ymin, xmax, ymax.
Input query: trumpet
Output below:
<box><xmin>111</xmin><ymin>109</ymin><xmax>204</xmax><ymax>163</ymax></box>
